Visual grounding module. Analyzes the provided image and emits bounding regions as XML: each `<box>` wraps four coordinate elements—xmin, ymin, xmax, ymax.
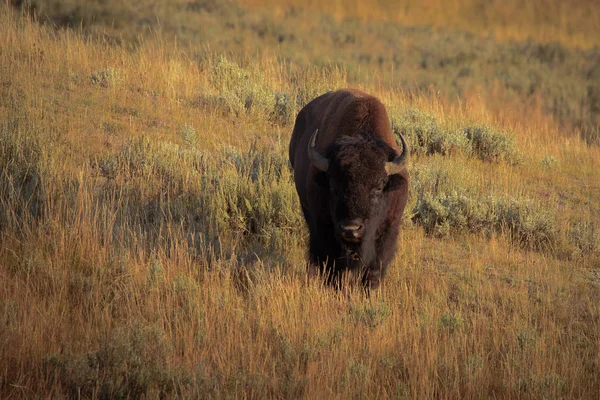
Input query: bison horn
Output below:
<box><xmin>385</xmin><ymin>133</ymin><xmax>409</xmax><ymax>176</ymax></box>
<box><xmin>308</xmin><ymin>129</ymin><xmax>329</xmax><ymax>172</ymax></box>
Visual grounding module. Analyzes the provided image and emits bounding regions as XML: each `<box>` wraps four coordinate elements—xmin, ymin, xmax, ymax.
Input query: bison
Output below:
<box><xmin>289</xmin><ymin>88</ymin><xmax>409</xmax><ymax>289</ymax></box>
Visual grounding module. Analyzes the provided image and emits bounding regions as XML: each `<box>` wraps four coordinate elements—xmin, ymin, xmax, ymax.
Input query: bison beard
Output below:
<box><xmin>289</xmin><ymin>89</ymin><xmax>409</xmax><ymax>290</ymax></box>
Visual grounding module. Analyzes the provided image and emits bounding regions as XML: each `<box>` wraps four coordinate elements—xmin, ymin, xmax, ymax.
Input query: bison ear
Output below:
<box><xmin>314</xmin><ymin>171</ymin><xmax>329</xmax><ymax>188</ymax></box>
<box><xmin>384</xmin><ymin>174</ymin><xmax>404</xmax><ymax>192</ymax></box>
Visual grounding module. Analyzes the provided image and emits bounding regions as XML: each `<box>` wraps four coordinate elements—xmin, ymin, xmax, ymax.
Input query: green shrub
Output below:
<box><xmin>517</xmin><ymin>328</ymin><xmax>537</xmax><ymax>350</ymax></box>
<box><xmin>495</xmin><ymin>198</ymin><xmax>557</xmax><ymax>249</ymax></box>
<box><xmin>515</xmin><ymin>373</ymin><xmax>566</xmax><ymax>398</ymax></box>
<box><xmin>97</xmin><ymin>137</ymin><xmax>301</xmax><ymax>252</ymax></box>
<box><xmin>439</xmin><ymin>311</ymin><xmax>463</xmax><ymax>332</ymax></box>
<box><xmin>273</xmin><ymin>92</ymin><xmax>293</xmax><ymax>124</ymax></box>
<box><xmin>391</xmin><ymin>110</ymin><xmax>520</xmax><ymax>164</ymax></box>
<box><xmin>180</xmin><ymin>125</ymin><xmax>199</xmax><ymax>147</ymax></box>
<box><xmin>95</xmin><ymin>155</ymin><xmax>119</xmax><ymax>180</ymax></box>
<box><xmin>412</xmin><ymin>190</ymin><xmax>557</xmax><ymax>249</ymax></box>
<box><xmin>392</xmin><ymin>108</ymin><xmax>470</xmax><ymax>156</ymax></box>
<box><xmin>349</xmin><ymin>303</ymin><xmax>391</xmax><ymax>329</ymax></box>
<box><xmin>45</xmin><ymin>324</ymin><xmax>188</xmax><ymax>399</ymax></box>
<box><xmin>413</xmin><ymin>191</ymin><xmax>494</xmax><ymax>238</ymax></box>
<box><xmin>204</xmin><ymin>143</ymin><xmax>302</xmax><ymax>244</ymax></box>
<box><xmin>465</xmin><ymin>124</ymin><xmax>520</xmax><ymax>164</ymax></box>
<box><xmin>410</xmin><ymin>165</ymin><xmax>558</xmax><ymax>249</ymax></box>
<box><xmin>208</xmin><ymin>56</ymin><xmax>276</xmax><ymax>119</ymax></box>
<box><xmin>0</xmin><ymin>100</ymin><xmax>49</xmax><ymax>225</ymax></box>
<box><xmin>90</xmin><ymin>67</ymin><xmax>121</xmax><ymax>88</ymax></box>
<box><xmin>541</xmin><ymin>155</ymin><xmax>559</xmax><ymax>169</ymax></box>
<box><xmin>569</xmin><ymin>221</ymin><xmax>600</xmax><ymax>256</ymax></box>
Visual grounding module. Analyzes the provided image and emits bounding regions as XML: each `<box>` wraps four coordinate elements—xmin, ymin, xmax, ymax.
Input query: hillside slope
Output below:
<box><xmin>1</xmin><ymin>2</ymin><xmax>599</xmax><ymax>398</ymax></box>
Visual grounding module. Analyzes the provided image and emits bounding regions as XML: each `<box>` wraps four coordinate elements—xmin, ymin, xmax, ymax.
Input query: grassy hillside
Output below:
<box><xmin>240</xmin><ymin>0</ymin><xmax>600</xmax><ymax>47</ymax></box>
<box><xmin>1</xmin><ymin>1</ymin><xmax>600</xmax><ymax>398</ymax></box>
<box><xmin>17</xmin><ymin>0</ymin><xmax>600</xmax><ymax>141</ymax></box>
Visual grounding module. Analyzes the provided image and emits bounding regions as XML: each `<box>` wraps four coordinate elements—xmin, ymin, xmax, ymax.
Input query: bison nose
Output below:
<box><xmin>339</xmin><ymin>220</ymin><xmax>364</xmax><ymax>242</ymax></box>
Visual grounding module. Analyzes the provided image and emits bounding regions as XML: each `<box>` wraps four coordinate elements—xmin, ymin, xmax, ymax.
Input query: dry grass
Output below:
<box><xmin>1</xmin><ymin>2</ymin><xmax>600</xmax><ymax>398</ymax></box>
<box><xmin>241</xmin><ymin>0</ymin><xmax>600</xmax><ymax>49</ymax></box>
<box><xmin>16</xmin><ymin>0</ymin><xmax>600</xmax><ymax>137</ymax></box>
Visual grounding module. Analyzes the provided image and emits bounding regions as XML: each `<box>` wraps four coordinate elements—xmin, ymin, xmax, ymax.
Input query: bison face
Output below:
<box><xmin>309</xmin><ymin>131</ymin><xmax>408</xmax><ymax>252</ymax></box>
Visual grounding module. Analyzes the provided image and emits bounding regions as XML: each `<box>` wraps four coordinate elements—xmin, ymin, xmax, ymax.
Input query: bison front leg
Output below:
<box><xmin>307</xmin><ymin>222</ymin><xmax>342</xmax><ymax>285</ymax></box>
<box><xmin>362</xmin><ymin>263</ymin><xmax>383</xmax><ymax>290</ymax></box>
<box><xmin>365</xmin><ymin>221</ymin><xmax>402</xmax><ymax>290</ymax></box>
<box><xmin>308</xmin><ymin>254</ymin><xmax>344</xmax><ymax>288</ymax></box>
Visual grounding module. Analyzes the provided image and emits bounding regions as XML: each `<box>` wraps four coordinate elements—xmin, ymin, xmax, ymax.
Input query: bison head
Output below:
<box><xmin>309</xmin><ymin>129</ymin><xmax>408</xmax><ymax>252</ymax></box>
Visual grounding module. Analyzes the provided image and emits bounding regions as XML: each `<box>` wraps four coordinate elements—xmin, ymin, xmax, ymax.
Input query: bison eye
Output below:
<box><xmin>371</xmin><ymin>187</ymin><xmax>383</xmax><ymax>197</ymax></box>
<box><xmin>371</xmin><ymin>180</ymin><xmax>385</xmax><ymax>197</ymax></box>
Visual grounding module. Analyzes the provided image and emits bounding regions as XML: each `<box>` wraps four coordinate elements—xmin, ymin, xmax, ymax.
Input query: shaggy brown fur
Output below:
<box><xmin>289</xmin><ymin>88</ymin><xmax>409</xmax><ymax>289</ymax></box>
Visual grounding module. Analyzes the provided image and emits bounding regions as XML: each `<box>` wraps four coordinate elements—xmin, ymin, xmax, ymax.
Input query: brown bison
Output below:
<box><xmin>289</xmin><ymin>88</ymin><xmax>409</xmax><ymax>289</ymax></box>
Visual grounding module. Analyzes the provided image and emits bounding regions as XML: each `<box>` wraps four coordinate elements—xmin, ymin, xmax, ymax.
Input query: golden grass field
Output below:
<box><xmin>1</xmin><ymin>0</ymin><xmax>599</xmax><ymax>398</ymax></box>
<box><xmin>241</xmin><ymin>0</ymin><xmax>600</xmax><ymax>48</ymax></box>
